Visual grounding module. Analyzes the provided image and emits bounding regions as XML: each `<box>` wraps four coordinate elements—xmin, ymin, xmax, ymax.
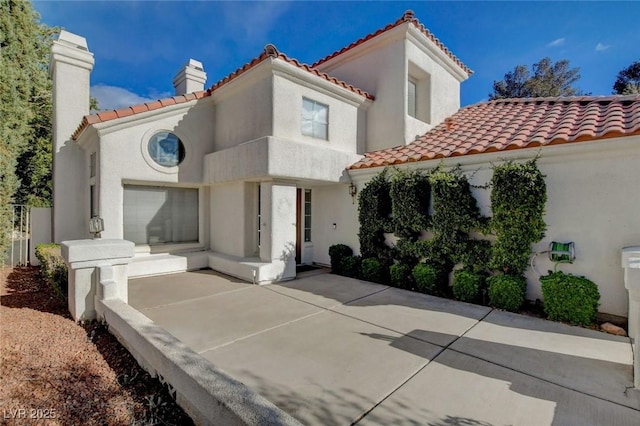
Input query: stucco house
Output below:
<box><xmin>50</xmin><ymin>11</ymin><xmax>640</xmax><ymax>319</ymax></box>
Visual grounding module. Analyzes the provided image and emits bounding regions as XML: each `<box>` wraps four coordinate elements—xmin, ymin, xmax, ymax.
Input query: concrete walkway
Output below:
<box><xmin>129</xmin><ymin>269</ymin><xmax>640</xmax><ymax>425</ymax></box>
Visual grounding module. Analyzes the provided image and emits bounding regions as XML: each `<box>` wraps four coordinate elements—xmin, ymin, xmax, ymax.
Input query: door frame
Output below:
<box><xmin>295</xmin><ymin>188</ymin><xmax>302</xmax><ymax>264</ymax></box>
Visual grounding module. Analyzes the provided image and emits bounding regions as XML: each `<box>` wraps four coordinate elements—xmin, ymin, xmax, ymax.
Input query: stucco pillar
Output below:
<box><xmin>622</xmin><ymin>246</ymin><xmax>640</xmax><ymax>388</ymax></box>
<box><xmin>259</xmin><ymin>181</ymin><xmax>296</xmax><ymax>281</ymax></box>
<box><xmin>50</xmin><ymin>30</ymin><xmax>95</xmax><ymax>243</ymax></box>
<box><xmin>62</xmin><ymin>239</ymin><xmax>134</xmax><ymax>321</ymax></box>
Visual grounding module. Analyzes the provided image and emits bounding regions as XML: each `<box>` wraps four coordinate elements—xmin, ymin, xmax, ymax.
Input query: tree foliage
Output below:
<box><xmin>490</xmin><ymin>57</ymin><xmax>583</xmax><ymax>100</ymax></box>
<box><xmin>0</xmin><ymin>0</ymin><xmax>56</xmax><ymax>258</ymax></box>
<box><xmin>613</xmin><ymin>60</ymin><xmax>640</xmax><ymax>95</ymax></box>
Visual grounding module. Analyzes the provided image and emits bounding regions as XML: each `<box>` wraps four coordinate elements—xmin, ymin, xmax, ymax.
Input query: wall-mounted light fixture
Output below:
<box><xmin>333</xmin><ymin>223</ymin><xmax>337</xmax><ymax>230</ymax></box>
<box><xmin>89</xmin><ymin>216</ymin><xmax>104</xmax><ymax>239</ymax></box>
<box><xmin>348</xmin><ymin>182</ymin><xmax>357</xmax><ymax>204</ymax></box>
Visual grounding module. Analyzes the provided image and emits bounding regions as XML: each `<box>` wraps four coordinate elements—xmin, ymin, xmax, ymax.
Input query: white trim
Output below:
<box><xmin>348</xmin><ymin>135</ymin><xmax>640</xmax><ymax>182</ymax></box>
<box><xmin>140</xmin><ymin>128</ymin><xmax>193</xmax><ymax>174</ymax></box>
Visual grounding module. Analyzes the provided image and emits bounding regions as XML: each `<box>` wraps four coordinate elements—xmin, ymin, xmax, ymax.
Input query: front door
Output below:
<box><xmin>295</xmin><ymin>188</ymin><xmax>302</xmax><ymax>264</ymax></box>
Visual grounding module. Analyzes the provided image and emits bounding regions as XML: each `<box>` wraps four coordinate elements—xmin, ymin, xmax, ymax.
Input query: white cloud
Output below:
<box><xmin>547</xmin><ymin>38</ymin><xmax>565</xmax><ymax>47</ymax></box>
<box><xmin>90</xmin><ymin>84</ymin><xmax>170</xmax><ymax>111</ymax></box>
<box><xmin>595</xmin><ymin>42</ymin><xmax>611</xmax><ymax>52</ymax></box>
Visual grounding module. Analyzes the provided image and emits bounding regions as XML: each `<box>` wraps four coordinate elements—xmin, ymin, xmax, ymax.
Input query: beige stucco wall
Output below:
<box><xmin>318</xmin><ymin>36</ymin><xmax>406</xmax><ymax>153</ymax></box>
<box><xmin>312</xmin><ymin>183</ymin><xmax>361</xmax><ymax>266</ymax></box>
<box><xmin>340</xmin><ymin>136</ymin><xmax>640</xmax><ymax>317</ymax></box>
<box><xmin>213</xmin><ymin>68</ymin><xmax>273</xmax><ymax>151</ymax></box>
<box><xmin>316</xmin><ymin>23</ymin><xmax>466</xmax><ymax>153</ymax></box>
<box><xmin>272</xmin><ymin>75</ymin><xmax>360</xmax><ymax>153</ymax></box>
<box><xmin>210</xmin><ymin>181</ymin><xmax>254</xmax><ymax>258</ymax></box>
<box><xmin>78</xmin><ymin>99</ymin><xmax>214</xmax><ymax>245</ymax></box>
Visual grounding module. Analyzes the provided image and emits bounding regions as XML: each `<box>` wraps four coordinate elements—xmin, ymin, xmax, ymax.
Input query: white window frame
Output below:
<box><xmin>408</xmin><ymin>78</ymin><xmax>417</xmax><ymax>118</ymax></box>
<box><xmin>301</xmin><ymin>97</ymin><xmax>329</xmax><ymax>140</ymax></box>
<box><xmin>304</xmin><ymin>189</ymin><xmax>312</xmax><ymax>243</ymax></box>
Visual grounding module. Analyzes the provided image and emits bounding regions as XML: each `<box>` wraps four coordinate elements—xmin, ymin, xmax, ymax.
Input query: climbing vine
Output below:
<box><xmin>489</xmin><ymin>159</ymin><xmax>547</xmax><ymax>275</ymax></box>
<box><xmin>357</xmin><ymin>168</ymin><xmax>392</xmax><ymax>259</ymax></box>
<box><xmin>429</xmin><ymin>166</ymin><xmax>488</xmax><ymax>269</ymax></box>
<box><xmin>390</xmin><ymin>168</ymin><xmax>431</xmax><ymax>239</ymax></box>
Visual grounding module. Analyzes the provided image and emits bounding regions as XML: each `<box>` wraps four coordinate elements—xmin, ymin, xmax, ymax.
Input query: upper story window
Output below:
<box><xmin>408</xmin><ymin>62</ymin><xmax>432</xmax><ymax>124</ymax></box>
<box><xmin>148</xmin><ymin>131</ymin><xmax>185</xmax><ymax>167</ymax></box>
<box><xmin>407</xmin><ymin>79</ymin><xmax>417</xmax><ymax>118</ymax></box>
<box><xmin>301</xmin><ymin>98</ymin><xmax>328</xmax><ymax>140</ymax></box>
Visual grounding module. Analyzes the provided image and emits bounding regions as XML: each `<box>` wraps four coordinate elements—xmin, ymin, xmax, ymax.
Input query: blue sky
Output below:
<box><xmin>34</xmin><ymin>1</ymin><xmax>640</xmax><ymax>110</ymax></box>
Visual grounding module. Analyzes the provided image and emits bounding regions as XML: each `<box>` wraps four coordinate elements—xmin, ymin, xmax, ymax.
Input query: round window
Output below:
<box><xmin>147</xmin><ymin>132</ymin><xmax>185</xmax><ymax>167</ymax></box>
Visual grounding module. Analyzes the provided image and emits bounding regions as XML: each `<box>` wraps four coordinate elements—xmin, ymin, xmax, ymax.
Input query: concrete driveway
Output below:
<box><xmin>129</xmin><ymin>269</ymin><xmax>640</xmax><ymax>425</ymax></box>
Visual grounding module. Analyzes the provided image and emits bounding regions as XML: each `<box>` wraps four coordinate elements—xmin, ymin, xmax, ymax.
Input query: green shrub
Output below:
<box><xmin>361</xmin><ymin>257</ymin><xmax>388</xmax><ymax>284</ymax></box>
<box><xmin>540</xmin><ymin>271</ymin><xmax>600</xmax><ymax>326</ymax></box>
<box><xmin>390</xmin><ymin>262</ymin><xmax>414</xmax><ymax>289</ymax></box>
<box><xmin>340</xmin><ymin>256</ymin><xmax>362</xmax><ymax>279</ymax></box>
<box><xmin>453</xmin><ymin>270</ymin><xmax>483</xmax><ymax>303</ymax></box>
<box><xmin>35</xmin><ymin>243</ymin><xmax>68</xmax><ymax>300</ymax></box>
<box><xmin>412</xmin><ymin>263</ymin><xmax>440</xmax><ymax>295</ymax></box>
<box><xmin>329</xmin><ymin>244</ymin><xmax>353</xmax><ymax>275</ymax></box>
<box><xmin>487</xmin><ymin>274</ymin><xmax>526</xmax><ymax>311</ymax></box>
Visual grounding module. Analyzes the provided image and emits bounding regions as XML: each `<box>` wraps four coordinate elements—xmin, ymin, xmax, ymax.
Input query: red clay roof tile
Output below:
<box><xmin>72</xmin><ymin>45</ymin><xmax>373</xmax><ymax>140</ymax></box>
<box><xmin>350</xmin><ymin>95</ymin><xmax>640</xmax><ymax>170</ymax></box>
<box><xmin>312</xmin><ymin>10</ymin><xmax>472</xmax><ymax>76</ymax></box>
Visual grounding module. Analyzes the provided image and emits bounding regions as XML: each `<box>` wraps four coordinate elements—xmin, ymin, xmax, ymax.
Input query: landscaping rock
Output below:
<box><xmin>600</xmin><ymin>322</ymin><xmax>627</xmax><ymax>337</ymax></box>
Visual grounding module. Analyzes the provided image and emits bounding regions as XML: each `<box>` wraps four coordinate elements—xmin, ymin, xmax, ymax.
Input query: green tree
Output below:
<box><xmin>490</xmin><ymin>57</ymin><xmax>583</xmax><ymax>100</ymax></box>
<box><xmin>0</xmin><ymin>0</ymin><xmax>56</xmax><ymax>258</ymax></box>
<box><xmin>613</xmin><ymin>60</ymin><xmax>640</xmax><ymax>95</ymax></box>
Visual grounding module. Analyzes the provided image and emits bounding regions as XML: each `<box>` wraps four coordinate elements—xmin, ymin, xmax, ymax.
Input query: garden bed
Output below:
<box><xmin>0</xmin><ymin>266</ymin><xmax>194</xmax><ymax>425</ymax></box>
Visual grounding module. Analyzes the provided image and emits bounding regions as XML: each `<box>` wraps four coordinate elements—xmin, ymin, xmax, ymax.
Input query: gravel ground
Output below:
<box><xmin>0</xmin><ymin>267</ymin><xmax>194</xmax><ymax>426</ymax></box>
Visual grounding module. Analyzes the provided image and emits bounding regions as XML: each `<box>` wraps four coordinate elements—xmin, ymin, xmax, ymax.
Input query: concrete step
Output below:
<box><xmin>130</xmin><ymin>251</ymin><xmax>209</xmax><ymax>278</ymax></box>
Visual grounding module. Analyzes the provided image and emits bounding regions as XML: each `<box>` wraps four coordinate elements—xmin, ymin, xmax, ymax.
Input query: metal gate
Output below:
<box><xmin>5</xmin><ymin>205</ymin><xmax>30</xmax><ymax>267</ymax></box>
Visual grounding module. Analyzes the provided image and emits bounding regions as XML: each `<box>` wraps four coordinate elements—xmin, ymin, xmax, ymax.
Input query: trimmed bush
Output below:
<box><xmin>487</xmin><ymin>274</ymin><xmax>526</xmax><ymax>311</ymax></box>
<box><xmin>540</xmin><ymin>271</ymin><xmax>600</xmax><ymax>326</ymax></box>
<box><xmin>361</xmin><ymin>257</ymin><xmax>388</xmax><ymax>284</ymax></box>
<box><xmin>340</xmin><ymin>256</ymin><xmax>362</xmax><ymax>279</ymax></box>
<box><xmin>452</xmin><ymin>270</ymin><xmax>483</xmax><ymax>303</ymax></box>
<box><xmin>390</xmin><ymin>262</ymin><xmax>414</xmax><ymax>289</ymax></box>
<box><xmin>35</xmin><ymin>243</ymin><xmax>68</xmax><ymax>300</ymax></box>
<box><xmin>412</xmin><ymin>263</ymin><xmax>439</xmax><ymax>295</ymax></box>
<box><xmin>329</xmin><ymin>244</ymin><xmax>353</xmax><ymax>275</ymax></box>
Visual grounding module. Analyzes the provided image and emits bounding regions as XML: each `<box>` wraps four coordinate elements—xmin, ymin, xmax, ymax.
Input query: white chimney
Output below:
<box><xmin>50</xmin><ymin>30</ymin><xmax>94</xmax><ymax>242</ymax></box>
<box><xmin>172</xmin><ymin>59</ymin><xmax>207</xmax><ymax>95</ymax></box>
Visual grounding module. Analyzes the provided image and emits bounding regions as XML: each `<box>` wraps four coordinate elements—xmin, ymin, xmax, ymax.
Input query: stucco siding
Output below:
<box><xmin>214</xmin><ymin>74</ymin><xmax>273</xmax><ymax>151</ymax></box>
<box><xmin>312</xmin><ymin>184</ymin><xmax>360</xmax><ymax>266</ymax></box>
<box><xmin>317</xmin><ymin>37</ymin><xmax>407</xmax><ymax>152</ymax></box>
<box><xmin>272</xmin><ymin>75</ymin><xmax>360</xmax><ymax>153</ymax></box>
<box><xmin>210</xmin><ymin>182</ymin><xmax>249</xmax><ymax>258</ymax></box>
<box><xmin>342</xmin><ymin>136</ymin><xmax>640</xmax><ymax>317</ymax></box>
<box><xmin>91</xmin><ymin>103</ymin><xmax>212</xmax><ymax>241</ymax></box>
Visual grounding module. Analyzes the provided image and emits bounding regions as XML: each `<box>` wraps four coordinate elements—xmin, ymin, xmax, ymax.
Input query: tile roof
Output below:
<box><xmin>349</xmin><ymin>95</ymin><xmax>640</xmax><ymax>170</ymax></box>
<box><xmin>312</xmin><ymin>10</ymin><xmax>472</xmax><ymax>76</ymax></box>
<box><xmin>72</xmin><ymin>46</ymin><xmax>373</xmax><ymax>140</ymax></box>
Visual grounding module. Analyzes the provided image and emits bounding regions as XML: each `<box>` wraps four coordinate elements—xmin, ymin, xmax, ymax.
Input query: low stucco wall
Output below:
<box><xmin>101</xmin><ymin>298</ymin><xmax>301</xmax><ymax>426</ymax></box>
